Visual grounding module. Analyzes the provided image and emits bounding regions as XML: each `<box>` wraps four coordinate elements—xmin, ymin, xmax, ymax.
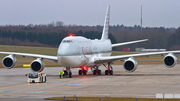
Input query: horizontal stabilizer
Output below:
<box><xmin>112</xmin><ymin>39</ymin><xmax>148</xmax><ymax>48</ymax></box>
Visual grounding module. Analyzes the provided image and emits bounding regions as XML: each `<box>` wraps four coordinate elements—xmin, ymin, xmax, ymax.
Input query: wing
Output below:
<box><xmin>94</xmin><ymin>50</ymin><xmax>180</xmax><ymax>64</ymax></box>
<box><xmin>112</xmin><ymin>39</ymin><xmax>148</xmax><ymax>47</ymax></box>
<box><xmin>0</xmin><ymin>51</ymin><xmax>57</xmax><ymax>62</ymax></box>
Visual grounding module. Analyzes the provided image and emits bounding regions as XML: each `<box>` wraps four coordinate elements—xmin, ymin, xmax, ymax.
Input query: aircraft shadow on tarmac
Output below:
<box><xmin>110</xmin><ymin>74</ymin><xmax>180</xmax><ymax>76</ymax></box>
<box><xmin>74</xmin><ymin>73</ymin><xmax>180</xmax><ymax>77</ymax></box>
<box><xmin>57</xmin><ymin>73</ymin><xmax>180</xmax><ymax>78</ymax></box>
<box><xmin>1</xmin><ymin>73</ymin><xmax>180</xmax><ymax>78</ymax></box>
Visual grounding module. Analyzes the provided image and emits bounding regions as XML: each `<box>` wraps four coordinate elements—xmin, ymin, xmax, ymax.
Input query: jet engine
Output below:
<box><xmin>30</xmin><ymin>58</ymin><xmax>44</xmax><ymax>72</ymax></box>
<box><xmin>123</xmin><ymin>57</ymin><xmax>138</xmax><ymax>72</ymax></box>
<box><xmin>163</xmin><ymin>53</ymin><xmax>177</xmax><ymax>68</ymax></box>
<box><xmin>2</xmin><ymin>55</ymin><xmax>17</xmax><ymax>69</ymax></box>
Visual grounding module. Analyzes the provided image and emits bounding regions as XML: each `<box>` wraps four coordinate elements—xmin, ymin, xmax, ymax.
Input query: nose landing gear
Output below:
<box><xmin>63</xmin><ymin>67</ymin><xmax>72</xmax><ymax>78</ymax></box>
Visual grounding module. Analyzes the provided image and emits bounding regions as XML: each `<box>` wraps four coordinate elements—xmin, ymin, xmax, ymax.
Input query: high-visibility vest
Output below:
<box><xmin>59</xmin><ymin>72</ymin><xmax>61</xmax><ymax>75</ymax></box>
<box><xmin>62</xmin><ymin>71</ymin><xmax>64</xmax><ymax>74</ymax></box>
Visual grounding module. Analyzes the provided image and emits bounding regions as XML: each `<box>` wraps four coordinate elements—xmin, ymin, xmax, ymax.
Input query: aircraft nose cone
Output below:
<box><xmin>58</xmin><ymin>44</ymin><xmax>70</xmax><ymax>56</ymax></box>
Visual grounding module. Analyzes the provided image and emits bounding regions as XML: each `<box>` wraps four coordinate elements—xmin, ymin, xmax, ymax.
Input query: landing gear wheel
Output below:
<box><xmin>79</xmin><ymin>70</ymin><xmax>82</xmax><ymax>75</ymax></box>
<box><xmin>83</xmin><ymin>70</ymin><xmax>87</xmax><ymax>75</ymax></box>
<box><xmin>69</xmin><ymin>72</ymin><xmax>72</xmax><ymax>78</ymax></box>
<box><xmin>105</xmin><ymin>70</ymin><xmax>108</xmax><ymax>75</ymax></box>
<box><xmin>109</xmin><ymin>70</ymin><xmax>113</xmax><ymax>75</ymax></box>
<box><xmin>64</xmin><ymin>70</ymin><xmax>68</xmax><ymax>75</ymax></box>
<box><xmin>64</xmin><ymin>70</ymin><xmax>68</xmax><ymax>77</ymax></box>
<box><xmin>98</xmin><ymin>70</ymin><xmax>101</xmax><ymax>75</ymax></box>
<box><xmin>93</xmin><ymin>70</ymin><xmax>96</xmax><ymax>75</ymax></box>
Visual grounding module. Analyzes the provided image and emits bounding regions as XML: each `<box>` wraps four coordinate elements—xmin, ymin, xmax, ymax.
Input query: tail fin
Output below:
<box><xmin>101</xmin><ymin>5</ymin><xmax>110</xmax><ymax>40</ymax></box>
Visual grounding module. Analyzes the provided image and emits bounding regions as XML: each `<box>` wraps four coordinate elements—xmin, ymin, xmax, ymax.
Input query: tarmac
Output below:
<box><xmin>0</xmin><ymin>64</ymin><xmax>180</xmax><ymax>101</ymax></box>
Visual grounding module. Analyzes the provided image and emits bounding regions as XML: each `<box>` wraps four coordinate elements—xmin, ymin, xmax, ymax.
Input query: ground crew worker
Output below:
<box><xmin>59</xmin><ymin>71</ymin><xmax>61</xmax><ymax>78</ymax></box>
<box><xmin>62</xmin><ymin>71</ymin><xmax>65</xmax><ymax>78</ymax></box>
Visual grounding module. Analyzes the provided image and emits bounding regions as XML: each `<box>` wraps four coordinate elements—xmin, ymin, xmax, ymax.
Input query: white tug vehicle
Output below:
<box><xmin>27</xmin><ymin>73</ymin><xmax>46</xmax><ymax>83</ymax></box>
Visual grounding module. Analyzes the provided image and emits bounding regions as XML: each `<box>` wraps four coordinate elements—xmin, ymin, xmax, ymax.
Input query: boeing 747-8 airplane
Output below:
<box><xmin>0</xmin><ymin>5</ymin><xmax>180</xmax><ymax>77</ymax></box>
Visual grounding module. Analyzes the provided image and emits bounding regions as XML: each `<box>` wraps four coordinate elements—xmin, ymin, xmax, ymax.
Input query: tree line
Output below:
<box><xmin>0</xmin><ymin>29</ymin><xmax>116</xmax><ymax>47</ymax></box>
<box><xmin>0</xmin><ymin>22</ymin><xmax>179</xmax><ymax>50</ymax></box>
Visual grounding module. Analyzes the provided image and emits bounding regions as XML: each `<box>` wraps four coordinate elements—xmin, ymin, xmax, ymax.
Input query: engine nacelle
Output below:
<box><xmin>123</xmin><ymin>57</ymin><xmax>138</xmax><ymax>73</ymax></box>
<box><xmin>163</xmin><ymin>53</ymin><xmax>177</xmax><ymax>68</ymax></box>
<box><xmin>30</xmin><ymin>58</ymin><xmax>44</xmax><ymax>72</ymax></box>
<box><xmin>2</xmin><ymin>55</ymin><xmax>17</xmax><ymax>69</ymax></box>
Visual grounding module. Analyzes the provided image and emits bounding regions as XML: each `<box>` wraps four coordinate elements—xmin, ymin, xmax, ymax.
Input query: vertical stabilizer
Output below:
<box><xmin>101</xmin><ymin>5</ymin><xmax>110</xmax><ymax>40</ymax></box>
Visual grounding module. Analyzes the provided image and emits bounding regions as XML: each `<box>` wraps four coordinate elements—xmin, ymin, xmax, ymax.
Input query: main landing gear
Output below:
<box><xmin>79</xmin><ymin>67</ymin><xmax>88</xmax><ymax>75</ymax></box>
<box><xmin>78</xmin><ymin>63</ymin><xmax>113</xmax><ymax>76</ymax></box>
<box><xmin>93</xmin><ymin>67</ymin><xmax>101</xmax><ymax>75</ymax></box>
<box><xmin>63</xmin><ymin>67</ymin><xmax>72</xmax><ymax>78</ymax></box>
<box><xmin>104</xmin><ymin>62</ymin><xmax>113</xmax><ymax>75</ymax></box>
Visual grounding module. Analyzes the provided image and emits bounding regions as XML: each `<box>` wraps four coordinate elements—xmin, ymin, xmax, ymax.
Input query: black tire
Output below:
<box><xmin>69</xmin><ymin>72</ymin><xmax>72</xmax><ymax>78</ymax></box>
<box><xmin>105</xmin><ymin>70</ymin><xmax>108</xmax><ymax>75</ymax></box>
<box><xmin>64</xmin><ymin>71</ymin><xmax>68</xmax><ymax>75</ymax></box>
<box><xmin>109</xmin><ymin>70</ymin><xmax>113</xmax><ymax>75</ymax></box>
<box><xmin>79</xmin><ymin>70</ymin><xmax>82</xmax><ymax>75</ymax></box>
<box><xmin>93</xmin><ymin>70</ymin><xmax>96</xmax><ymax>75</ymax></box>
<box><xmin>98</xmin><ymin>70</ymin><xmax>101</xmax><ymax>75</ymax></box>
<box><xmin>83</xmin><ymin>70</ymin><xmax>87</xmax><ymax>75</ymax></box>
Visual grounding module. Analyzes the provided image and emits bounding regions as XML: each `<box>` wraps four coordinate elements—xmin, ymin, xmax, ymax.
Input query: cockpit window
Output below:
<box><xmin>63</xmin><ymin>40</ymin><xmax>73</xmax><ymax>43</ymax></box>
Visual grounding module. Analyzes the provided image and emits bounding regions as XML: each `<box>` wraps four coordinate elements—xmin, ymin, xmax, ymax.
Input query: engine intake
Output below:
<box><xmin>30</xmin><ymin>58</ymin><xmax>44</xmax><ymax>72</ymax></box>
<box><xmin>123</xmin><ymin>57</ymin><xmax>138</xmax><ymax>72</ymax></box>
<box><xmin>163</xmin><ymin>53</ymin><xmax>177</xmax><ymax>68</ymax></box>
<box><xmin>2</xmin><ymin>55</ymin><xmax>17</xmax><ymax>69</ymax></box>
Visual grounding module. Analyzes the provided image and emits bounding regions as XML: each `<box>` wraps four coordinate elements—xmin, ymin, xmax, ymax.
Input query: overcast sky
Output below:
<box><xmin>0</xmin><ymin>0</ymin><xmax>179</xmax><ymax>28</ymax></box>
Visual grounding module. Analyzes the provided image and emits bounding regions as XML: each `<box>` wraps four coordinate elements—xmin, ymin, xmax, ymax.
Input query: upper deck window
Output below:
<box><xmin>63</xmin><ymin>40</ymin><xmax>73</xmax><ymax>43</ymax></box>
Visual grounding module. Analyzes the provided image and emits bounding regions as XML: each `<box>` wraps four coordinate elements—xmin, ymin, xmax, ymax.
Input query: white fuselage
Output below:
<box><xmin>57</xmin><ymin>36</ymin><xmax>112</xmax><ymax>68</ymax></box>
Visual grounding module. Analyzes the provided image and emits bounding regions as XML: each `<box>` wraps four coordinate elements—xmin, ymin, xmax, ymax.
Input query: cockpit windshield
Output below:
<box><xmin>62</xmin><ymin>40</ymin><xmax>73</xmax><ymax>43</ymax></box>
<box><xmin>28</xmin><ymin>73</ymin><xmax>38</xmax><ymax>78</ymax></box>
